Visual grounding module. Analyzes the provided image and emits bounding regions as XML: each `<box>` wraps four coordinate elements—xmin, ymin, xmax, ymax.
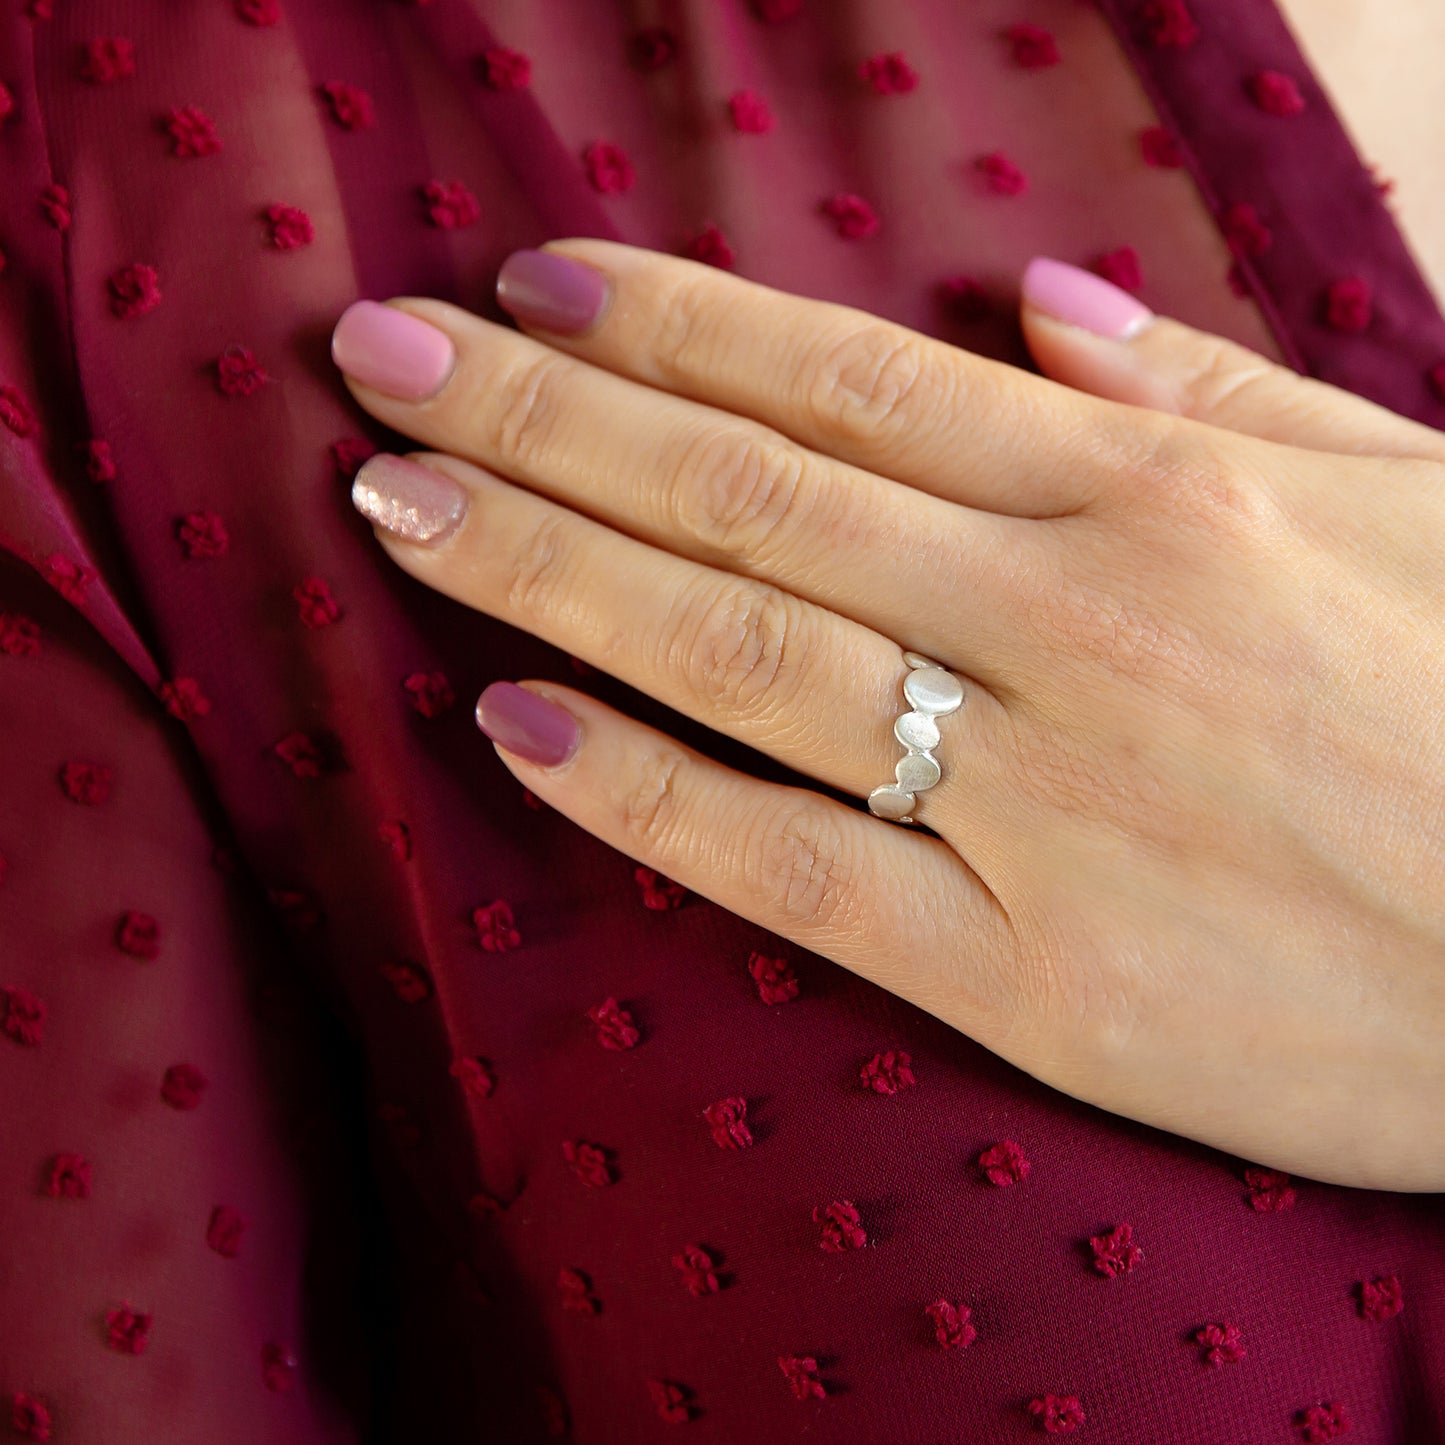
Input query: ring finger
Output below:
<box><xmin>350</xmin><ymin>448</ymin><xmax>1019</xmax><ymax>834</ymax></box>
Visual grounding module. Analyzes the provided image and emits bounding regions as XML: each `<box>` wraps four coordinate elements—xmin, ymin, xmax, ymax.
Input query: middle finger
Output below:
<box><xmin>332</xmin><ymin>296</ymin><xmax>1054</xmax><ymax>694</ymax></box>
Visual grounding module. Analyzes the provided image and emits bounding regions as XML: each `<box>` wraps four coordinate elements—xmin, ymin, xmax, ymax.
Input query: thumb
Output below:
<box><xmin>1018</xmin><ymin>256</ymin><xmax>1445</xmax><ymax>463</ymax></box>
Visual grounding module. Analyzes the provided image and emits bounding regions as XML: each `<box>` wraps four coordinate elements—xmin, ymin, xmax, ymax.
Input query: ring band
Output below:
<box><xmin>867</xmin><ymin>650</ymin><xmax>966</xmax><ymax>825</ymax></box>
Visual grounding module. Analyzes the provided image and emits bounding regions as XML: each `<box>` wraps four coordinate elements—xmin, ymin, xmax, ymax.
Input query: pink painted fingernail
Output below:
<box><xmin>476</xmin><ymin>681</ymin><xmax>580</xmax><ymax>767</ymax></box>
<box><xmin>496</xmin><ymin>249</ymin><xmax>611</xmax><ymax>334</ymax></box>
<box><xmin>331</xmin><ymin>300</ymin><xmax>457</xmax><ymax>400</ymax></box>
<box><xmin>1021</xmin><ymin>257</ymin><xmax>1154</xmax><ymax>339</ymax></box>
<box><xmin>352</xmin><ymin>454</ymin><xmax>467</xmax><ymax>545</ymax></box>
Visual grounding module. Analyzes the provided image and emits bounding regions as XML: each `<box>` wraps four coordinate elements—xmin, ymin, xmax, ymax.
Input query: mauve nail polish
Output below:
<box><xmin>352</xmin><ymin>454</ymin><xmax>468</xmax><ymax>545</ymax></box>
<box><xmin>332</xmin><ymin>300</ymin><xmax>457</xmax><ymax>400</ymax></box>
<box><xmin>476</xmin><ymin>681</ymin><xmax>580</xmax><ymax>767</ymax></box>
<box><xmin>496</xmin><ymin>249</ymin><xmax>611</xmax><ymax>334</ymax></box>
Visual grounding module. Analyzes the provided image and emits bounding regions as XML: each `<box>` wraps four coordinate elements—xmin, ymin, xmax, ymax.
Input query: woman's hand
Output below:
<box><xmin>330</xmin><ymin>239</ymin><xmax>1445</xmax><ymax>1192</ymax></box>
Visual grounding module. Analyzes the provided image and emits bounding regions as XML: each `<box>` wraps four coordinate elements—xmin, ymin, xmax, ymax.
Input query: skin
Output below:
<box><xmin>333</xmin><ymin>238</ymin><xmax>1445</xmax><ymax>1194</ymax></box>
<box><xmin>1276</xmin><ymin>0</ymin><xmax>1445</xmax><ymax>309</ymax></box>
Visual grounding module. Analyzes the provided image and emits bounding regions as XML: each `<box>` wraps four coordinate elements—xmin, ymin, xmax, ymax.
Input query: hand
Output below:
<box><xmin>330</xmin><ymin>240</ymin><xmax>1445</xmax><ymax>1192</ymax></box>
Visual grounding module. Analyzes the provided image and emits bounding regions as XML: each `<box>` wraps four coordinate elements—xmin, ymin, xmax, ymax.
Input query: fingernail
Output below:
<box><xmin>496</xmin><ymin>249</ymin><xmax>611</xmax><ymax>335</ymax></box>
<box><xmin>1021</xmin><ymin>256</ymin><xmax>1154</xmax><ymax>340</ymax></box>
<box><xmin>476</xmin><ymin>681</ymin><xmax>580</xmax><ymax>767</ymax></box>
<box><xmin>331</xmin><ymin>300</ymin><xmax>457</xmax><ymax>400</ymax></box>
<box><xmin>352</xmin><ymin>454</ymin><xmax>467</xmax><ymax>545</ymax></box>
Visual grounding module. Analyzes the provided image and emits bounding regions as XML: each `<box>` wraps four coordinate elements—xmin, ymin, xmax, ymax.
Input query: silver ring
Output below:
<box><xmin>867</xmin><ymin>650</ymin><xmax>965</xmax><ymax>825</ymax></box>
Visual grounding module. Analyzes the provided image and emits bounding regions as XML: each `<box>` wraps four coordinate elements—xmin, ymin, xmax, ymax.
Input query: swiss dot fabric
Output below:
<box><xmin>1</xmin><ymin>2</ymin><xmax>1443</xmax><ymax>1442</ymax></box>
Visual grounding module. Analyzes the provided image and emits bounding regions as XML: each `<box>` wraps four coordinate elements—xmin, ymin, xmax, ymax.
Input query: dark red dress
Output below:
<box><xmin>1</xmin><ymin>1</ymin><xmax>1443</xmax><ymax>1440</ymax></box>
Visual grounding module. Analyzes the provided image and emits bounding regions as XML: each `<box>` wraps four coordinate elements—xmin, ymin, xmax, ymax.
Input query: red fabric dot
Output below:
<box><xmin>630</xmin><ymin>27</ymin><xmax>676</xmax><ymax>71</ymax></box>
<box><xmin>587</xmin><ymin>997</ymin><xmax>640</xmax><ymax>1051</ymax></box>
<box><xmin>925</xmin><ymin>1298</ymin><xmax>977</xmax><ymax>1349</ymax></box>
<box><xmin>105</xmin><ymin>1304</ymin><xmax>151</xmax><ymax>1354</ymax></box>
<box><xmin>727</xmin><ymin>89</ymin><xmax>775</xmax><ymax>134</ymax></box>
<box><xmin>25</xmin><ymin>0</ymin><xmax>51</xmax><ymax>20</ymax></box>
<box><xmin>0</xmin><ymin>383</ymin><xmax>38</xmax><ymax>438</ymax></box>
<box><xmin>206</xmin><ymin>1204</ymin><xmax>248</xmax><ymax>1258</ymax></box>
<box><xmin>0</xmin><ymin>612</ymin><xmax>41</xmax><ymax>657</ymax></box>
<box><xmin>562</xmin><ymin>1140</ymin><xmax>615</xmax><ymax>1187</ymax></box>
<box><xmin>683</xmin><ymin>224</ymin><xmax>735</xmax><ymax>270</ymax></box>
<box><xmin>82</xmin><ymin>437</ymin><xmax>116</xmax><ymax>481</ymax></box>
<box><xmin>450</xmin><ymin>1056</ymin><xmax>496</xmax><ymax>1098</ymax></box>
<box><xmin>216</xmin><ymin>345</ymin><xmax>269</xmax><ymax>396</ymax></box>
<box><xmin>320</xmin><ymin>81</ymin><xmax>373</xmax><ymax>130</ymax></box>
<box><xmin>1089</xmin><ymin>1222</ymin><xmax>1143</xmax><ymax>1277</ymax></box>
<box><xmin>1194</xmin><ymin>1321</ymin><xmax>1246</xmax><ymax>1365</ymax></box>
<box><xmin>938</xmin><ymin>274</ymin><xmax>992</xmax><ymax>322</ymax></box>
<box><xmin>10</xmin><ymin>1393</ymin><xmax>53</xmax><ymax>1442</ymax></box>
<box><xmin>80</xmin><ymin>37</ymin><xmax>136</xmax><ymax>84</ymax></box>
<box><xmin>814</xmin><ymin>1200</ymin><xmax>866</xmax><ymax>1252</ymax></box>
<box><xmin>672</xmin><ymin>1244</ymin><xmax>720</xmax><ymax>1296</ymax></box>
<box><xmin>859</xmin><ymin>1049</ymin><xmax>916</xmax><ymax>1094</ymax></box>
<box><xmin>45</xmin><ymin>1152</ymin><xmax>91</xmax><ymax>1199</ymax></box>
<box><xmin>161</xmin><ymin>1062</ymin><xmax>208</xmax><ymax>1110</ymax></box>
<box><xmin>403</xmin><ymin>670</ymin><xmax>455</xmax><ymax>717</ymax></box>
<box><xmin>1322</xmin><ymin>276</ymin><xmax>1372</xmax><ymax>332</ymax></box>
<box><xmin>748</xmin><ymin>950</ymin><xmax>798</xmax><ymax>1004</ymax></box>
<box><xmin>583</xmin><ymin>141</ymin><xmax>636</xmax><ymax>195</ymax></box>
<box><xmin>1027</xmin><ymin>1393</ymin><xmax>1085</xmax><ymax>1433</ymax></box>
<box><xmin>1139</xmin><ymin>0</ymin><xmax>1199</xmax><ymax>46</ymax></box>
<box><xmin>558</xmin><ymin>1267</ymin><xmax>600</xmax><ymax>1315</ymax></box>
<box><xmin>381</xmin><ymin>960</ymin><xmax>432</xmax><ymax>1003</ymax></box>
<box><xmin>978</xmin><ymin>1139</ymin><xmax>1030</xmax><ymax>1186</ymax></box>
<box><xmin>272</xmin><ymin>731</ymin><xmax>335</xmax><ymax>777</ymax></box>
<box><xmin>976</xmin><ymin>152</ymin><xmax>1028</xmax><ymax>196</ymax></box>
<box><xmin>703</xmin><ymin>1096</ymin><xmax>753</xmax><ymax>1150</ymax></box>
<box><xmin>176</xmin><ymin>510</ymin><xmax>230</xmax><ymax>558</ymax></box>
<box><xmin>0</xmin><ymin>83</ymin><xmax>14</xmax><ymax>123</ymax></box>
<box><xmin>162</xmin><ymin>106</ymin><xmax>222</xmax><ymax>157</ymax></box>
<box><xmin>1358</xmin><ymin>1274</ymin><xmax>1403</xmax><ymax>1320</ymax></box>
<box><xmin>422</xmin><ymin>179</ymin><xmax>480</xmax><ymax>229</ymax></box>
<box><xmin>1244</xmin><ymin>1166</ymin><xmax>1297</xmax><ymax>1211</ymax></box>
<box><xmin>635</xmin><ymin>866</ymin><xmax>686</xmax><ymax>909</ymax></box>
<box><xmin>43</xmin><ymin>553</ymin><xmax>92</xmax><ymax>604</ymax></box>
<box><xmin>473</xmin><ymin>899</ymin><xmax>521</xmax><ymax>951</ymax></box>
<box><xmin>40</xmin><ymin>183</ymin><xmax>71</xmax><ymax>231</ymax></box>
<box><xmin>330</xmin><ymin>436</ymin><xmax>378</xmax><ymax>479</ymax></box>
<box><xmin>1246</xmin><ymin>69</ymin><xmax>1306</xmax><ymax>117</ymax></box>
<box><xmin>378</xmin><ymin>819</ymin><xmax>412</xmax><ymax>860</ymax></box>
<box><xmin>777</xmin><ymin>1355</ymin><xmax>825</xmax><ymax>1401</ymax></box>
<box><xmin>60</xmin><ymin>760</ymin><xmax>112</xmax><ymax>804</ymax></box>
<box><xmin>1298</xmin><ymin>1402</ymin><xmax>1350</xmax><ymax>1443</ymax></box>
<box><xmin>159</xmin><ymin>676</ymin><xmax>211</xmax><ymax>721</ymax></box>
<box><xmin>752</xmin><ymin>0</ymin><xmax>803</xmax><ymax>20</ymax></box>
<box><xmin>1096</xmin><ymin>245</ymin><xmax>1143</xmax><ymax>291</ymax></box>
<box><xmin>859</xmin><ymin>52</ymin><xmax>918</xmax><ymax>95</ymax></box>
<box><xmin>1221</xmin><ymin>201</ymin><xmax>1273</xmax><ymax>256</ymax></box>
<box><xmin>467</xmin><ymin>1190</ymin><xmax>505</xmax><ymax>1218</ymax></box>
<box><xmin>294</xmin><ymin>576</ymin><xmax>341</xmax><ymax>628</ymax></box>
<box><xmin>478</xmin><ymin>45</ymin><xmax>532</xmax><ymax>91</ymax></box>
<box><xmin>236</xmin><ymin>0</ymin><xmax>282</xmax><ymax>24</ymax></box>
<box><xmin>114</xmin><ymin>910</ymin><xmax>161</xmax><ymax>959</ymax></box>
<box><xmin>1140</xmin><ymin>124</ymin><xmax>1183</xmax><ymax>167</ymax></box>
<box><xmin>265</xmin><ymin>203</ymin><xmax>314</xmax><ymax>250</ymax></box>
<box><xmin>261</xmin><ymin>1343</ymin><xmax>298</xmax><ymax>1393</ymax></box>
<box><xmin>820</xmin><ymin>192</ymin><xmax>879</xmax><ymax>239</ymax></box>
<box><xmin>268</xmin><ymin>887</ymin><xmax>323</xmax><ymax>932</ymax></box>
<box><xmin>646</xmin><ymin>1379</ymin><xmax>693</xmax><ymax>1425</ymax></box>
<box><xmin>1006</xmin><ymin>23</ymin><xmax>1060</xmax><ymax>68</ymax></box>
<box><xmin>4</xmin><ymin>987</ymin><xmax>47</xmax><ymax>1046</ymax></box>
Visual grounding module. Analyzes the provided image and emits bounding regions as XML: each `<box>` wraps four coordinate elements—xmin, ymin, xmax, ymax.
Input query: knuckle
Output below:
<box><xmin>619</xmin><ymin>744</ymin><xmax>690</xmax><ymax>856</ymax></box>
<box><xmin>650</xmin><ymin>275</ymin><xmax>716</xmax><ymax>382</ymax></box>
<box><xmin>749</xmin><ymin>802</ymin><xmax>863</xmax><ymax>938</ymax></box>
<box><xmin>1172</xmin><ymin>333</ymin><xmax>1281</xmax><ymax>422</ymax></box>
<box><xmin>672</xmin><ymin>580</ymin><xmax>801</xmax><ymax>722</ymax></box>
<box><xmin>806</xmin><ymin>321</ymin><xmax>944</xmax><ymax>447</ymax></box>
<box><xmin>502</xmin><ymin>512</ymin><xmax>575</xmax><ymax>618</ymax></box>
<box><xmin>673</xmin><ymin>426</ymin><xmax>814</xmax><ymax>563</ymax></box>
<box><xmin>1143</xmin><ymin>427</ymin><xmax>1282</xmax><ymax>544</ymax></box>
<box><xmin>488</xmin><ymin>351</ymin><xmax>569</xmax><ymax>470</ymax></box>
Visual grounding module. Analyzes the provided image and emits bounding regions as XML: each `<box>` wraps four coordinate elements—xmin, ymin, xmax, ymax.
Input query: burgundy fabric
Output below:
<box><xmin>2</xmin><ymin>2</ymin><xmax>1443</xmax><ymax>1441</ymax></box>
